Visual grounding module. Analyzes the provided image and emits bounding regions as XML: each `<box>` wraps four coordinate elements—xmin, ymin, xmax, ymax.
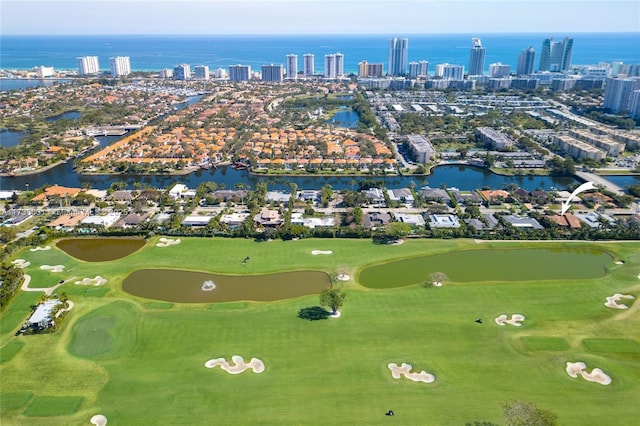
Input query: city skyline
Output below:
<box><xmin>1</xmin><ymin>0</ymin><xmax>639</xmax><ymax>35</ymax></box>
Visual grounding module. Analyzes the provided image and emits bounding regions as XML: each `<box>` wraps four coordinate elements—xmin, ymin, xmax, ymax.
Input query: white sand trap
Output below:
<box><xmin>615</xmin><ymin>260</ymin><xmax>624</xmax><ymax>265</ymax></box>
<box><xmin>201</xmin><ymin>280</ymin><xmax>216</xmax><ymax>291</ymax></box>
<box><xmin>388</xmin><ymin>362</ymin><xmax>435</xmax><ymax>383</ymax></box>
<box><xmin>330</xmin><ymin>310</ymin><xmax>342</xmax><ymax>318</ymax></box>
<box><xmin>156</xmin><ymin>237</ymin><xmax>181</xmax><ymax>247</ymax></box>
<box><xmin>205</xmin><ymin>355</ymin><xmax>265</xmax><ymax>374</ymax></box>
<box><xmin>566</xmin><ymin>362</ymin><xmax>611</xmax><ymax>385</ymax></box>
<box><xmin>495</xmin><ymin>314</ymin><xmax>525</xmax><ymax>326</ymax></box>
<box><xmin>391</xmin><ymin>239</ymin><xmax>404</xmax><ymax>245</ymax></box>
<box><xmin>30</xmin><ymin>245</ymin><xmax>51</xmax><ymax>252</ymax></box>
<box><xmin>90</xmin><ymin>414</ymin><xmax>108</xmax><ymax>425</ymax></box>
<box><xmin>311</xmin><ymin>250</ymin><xmax>333</xmax><ymax>255</ymax></box>
<box><xmin>337</xmin><ymin>274</ymin><xmax>350</xmax><ymax>281</ymax></box>
<box><xmin>605</xmin><ymin>294</ymin><xmax>635</xmax><ymax>309</ymax></box>
<box><xmin>11</xmin><ymin>259</ymin><xmax>31</xmax><ymax>269</ymax></box>
<box><xmin>432</xmin><ymin>281</ymin><xmax>443</xmax><ymax>287</ymax></box>
<box><xmin>40</xmin><ymin>264</ymin><xmax>65</xmax><ymax>272</ymax></box>
<box><xmin>75</xmin><ymin>276</ymin><xmax>107</xmax><ymax>286</ymax></box>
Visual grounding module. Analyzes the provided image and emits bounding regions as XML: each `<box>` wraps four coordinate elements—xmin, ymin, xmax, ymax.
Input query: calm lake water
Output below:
<box><xmin>0</xmin><ymin>78</ymin><xmax>73</xmax><ymax>92</ymax></box>
<box><xmin>359</xmin><ymin>246</ymin><xmax>613</xmax><ymax>288</ymax></box>
<box><xmin>0</xmin><ymin>129</ymin><xmax>27</xmax><ymax>148</ymax></box>
<box><xmin>123</xmin><ymin>268</ymin><xmax>330</xmax><ymax>303</ymax></box>
<box><xmin>57</xmin><ymin>237</ymin><xmax>147</xmax><ymax>262</ymax></box>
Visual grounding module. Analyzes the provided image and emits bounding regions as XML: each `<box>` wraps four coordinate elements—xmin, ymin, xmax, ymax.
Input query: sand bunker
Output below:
<box><xmin>432</xmin><ymin>281</ymin><xmax>443</xmax><ymax>287</ymax></box>
<box><xmin>566</xmin><ymin>362</ymin><xmax>611</xmax><ymax>385</ymax></box>
<box><xmin>337</xmin><ymin>274</ymin><xmax>350</xmax><ymax>281</ymax></box>
<box><xmin>201</xmin><ymin>280</ymin><xmax>216</xmax><ymax>291</ymax></box>
<box><xmin>205</xmin><ymin>355</ymin><xmax>265</xmax><ymax>374</ymax></box>
<box><xmin>495</xmin><ymin>314</ymin><xmax>525</xmax><ymax>326</ymax></box>
<box><xmin>604</xmin><ymin>294</ymin><xmax>635</xmax><ymax>309</ymax></box>
<box><xmin>388</xmin><ymin>362</ymin><xmax>435</xmax><ymax>383</ymax></box>
<box><xmin>90</xmin><ymin>414</ymin><xmax>108</xmax><ymax>425</ymax></box>
<box><xmin>156</xmin><ymin>237</ymin><xmax>181</xmax><ymax>247</ymax></box>
<box><xmin>40</xmin><ymin>264</ymin><xmax>65</xmax><ymax>272</ymax></box>
<box><xmin>391</xmin><ymin>239</ymin><xmax>404</xmax><ymax>245</ymax></box>
<box><xmin>614</xmin><ymin>260</ymin><xmax>624</xmax><ymax>265</ymax></box>
<box><xmin>311</xmin><ymin>250</ymin><xmax>333</xmax><ymax>255</ymax></box>
<box><xmin>11</xmin><ymin>259</ymin><xmax>31</xmax><ymax>269</ymax></box>
<box><xmin>30</xmin><ymin>245</ymin><xmax>51</xmax><ymax>252</ymax></box>
<box><xmin>75</xmin><ymin>276</ymin><xmax>107</xmax><ymax>286</ymax></box>
<box><xmin>330</xmin><ymin>310</ymin><xmax>342</xmax><ymax>318</ymax></box>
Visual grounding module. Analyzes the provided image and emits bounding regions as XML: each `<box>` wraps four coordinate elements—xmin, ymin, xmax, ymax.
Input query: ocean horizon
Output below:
<box><xmin>2</xmin><ymin>33</ymin><xmax>638</xmax><ymax>74</ymax></box>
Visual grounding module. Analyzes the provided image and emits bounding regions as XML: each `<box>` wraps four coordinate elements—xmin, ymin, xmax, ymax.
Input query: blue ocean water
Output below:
<box><xmin>1</xmin><ymin>33</ymin><xmax>639</xmax><ymax>73</ymax></box>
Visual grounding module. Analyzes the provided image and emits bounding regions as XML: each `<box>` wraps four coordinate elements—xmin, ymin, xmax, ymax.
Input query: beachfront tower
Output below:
<box><xmin>539</xmin><ymin>37</ymin><xmax>573</xmax><ymax>72</ymax></box>
<box><xmin>408</xmin><ymin>60</ymin><xmax>429</xmax><ymax>78</ymax></box>
<box><xmin>109</xmin><ymin>56</ymin><xmax>131</xmax><ymax>77</ymax></box>
<box><xmin>229</xmin><ymin>64</ymin><xmax>251</xmax><ymax>81</ymax></box>
<box><xmin>388</xmin><ymin>37</ymin><xmax>409</xmax><ymax>76</ymax></box>
<box><xmin>468</xmin><ymin>38</ymin><xmax>486</xmax><ymax>75</ymax></box>
<box><xmin>173</xmin><ymin>63</ymin><xmax>191</xmax><ymax>80</ymax></box>
<box><xmin>194</xmin><ymin>65</ymin><xmax>210</xmax><ymax>80</ymax></box>
<box><xmin>303</xmin><ymin>53</ymin><xmax>315</xmax><ymax>77</ymax></box>
<box><xmin>286</xmin><ymin>54</ymin><xmax>298</xmax><ymax>79</ymax></box>
<box><xmin>334</xmin><ymin>53</ymin><xmax>344</xmax><ymax>77</ymax></box>
<box><xmin>324</xmin><ymin>54</ymin><xmax>336</xmax><ymax>79</ymax></box>
<box><xmin>489</xmin><ymin>62</ymin><xmax>511</xmax><ymax>78</ymax></box>
<box><xmin>261</xmin><ymin>64</ymin><xmax>284</xmax><ymax>82</ymax></box>
<box><xmin>517</xmin><ymin>46</ymin><xmax>536</xmax><ymax>75</ymax></box>
<box><xmin>76</xmin><ymin>56</ymin><xmax>100</xmax><ymax>76</ymax></box>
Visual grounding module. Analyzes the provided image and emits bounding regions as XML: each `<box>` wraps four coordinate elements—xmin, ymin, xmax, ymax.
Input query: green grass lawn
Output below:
<box><xmin>1</xmin><ymin>237</ymin><xmax>638</xmax><ymax>425</ymax></box>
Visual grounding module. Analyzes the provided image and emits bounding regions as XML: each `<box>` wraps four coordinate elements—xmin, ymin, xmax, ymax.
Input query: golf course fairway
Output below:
<box><xmin>1</xmin><ymin>237</ymin><xmax>638</xmax><ymax>425</ymax></box>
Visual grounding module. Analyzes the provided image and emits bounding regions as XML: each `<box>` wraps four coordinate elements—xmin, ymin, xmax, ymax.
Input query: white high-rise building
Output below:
<box><xmin>604</xmin><ymin>77</ymin><xmax>640</xmax><ymax>113</ymax></box>
<box><xmin>109</xmin><ymin>56</ymin><xmax>131</xmax><ymax>77</ymax></box>
<box><xmin>194</xmin><ymin>65</ymin><xmax>210</xmax><ymax>80</ymax></box>
<box><xmin>286</xmin><ymin>54</ymin><xmax>298</xmax><ymax>79</ymax></box>
<box><xmin>303</xmin><ymin>54</ymin><xmax>315</xmax><ymax>77</ymax></box>
<box><xmin>436</xmin><ymin>63</ymin><xmax>464</xmax><ymax>80</ymax></box>
<box><xmin>517</xmin><ymin>47</ymin><xmax>536</xmax><ymax>75</ymax></box>
<box><xmin>408</xmin><ymin>60</ymin><xmax>429</xmax><ymax>78</ymax></box>
<box><xmin>173</xmin><ymin>63</ymin><xmax>191</xmax><ymax>80</ymax></box>
<box><xmin>213</xmin><ymin>68</ymin><xmax>227</xmax><ymax>79</ymax></box>
<box><xmin>76</xmin><ymin>56</ymin><xmax>100</xmax><ymax>76</ymax></box>
<box><xmin>34</xmin><ymin>66</ymin><xmax>55</xmax><ymax>78</ymax></box>
<box><xmin>468</xmin><ymin>38</ymin><xmax>486</xmax><ymax>75</ymax></box>
<box><xmin>539</xmin><ymin>36</ymin><xmax>573</xmax><ymax>72</ymax></box>
<box><xmin>334</xmin><ymin>53</ymin><xmax>344</xmax><ymax>77</ymax></box>
<box><xmin>324</xmin><ymin>54</ymin><xmax>336</xmax><ymax>79</ymax></box>
<box><xmin>388</xmin><ymin>37</ymin><xmax>409</xmax><ymax>76</ymax></box>
<box><xmin>489</xmin><ymin>62</ymin><xmax>511</xmax><ymax>78</ymax></box>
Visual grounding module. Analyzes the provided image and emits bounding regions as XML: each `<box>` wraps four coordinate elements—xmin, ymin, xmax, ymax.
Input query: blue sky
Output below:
<box><xmin>2</xmin><ymin>0</ymin><xmax>639</xmax><ymax>35</ymax></box>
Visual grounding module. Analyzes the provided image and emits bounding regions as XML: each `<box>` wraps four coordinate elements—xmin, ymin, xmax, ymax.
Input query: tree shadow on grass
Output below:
<box><xmin>298</xmin><ymin>306</ymin><xmax>331</xmax><ymax>321</ymax></box>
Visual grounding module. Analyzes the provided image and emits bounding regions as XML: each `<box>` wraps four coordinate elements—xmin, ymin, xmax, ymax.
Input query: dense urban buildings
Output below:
<box><xmin>109</xmin><ymin>56</ymin><xmax>131</xmax><ymax>77</ymax></box>
<box><xmin>76</xmin><ymin>56</ymin><xmax>99</xmax><ymax>76</ymax></box>
<box><xmin>604</xmin><ymin>77</ymin><xmax>640</xmax><ymax>118</ymax></box>
<box><xmin>408</xmin><ymin>60</ymin><xmax>429</xmax><ymax>79</ymax></box>
<box><xmin>489</xmin><ymin>62</ymin><xmax>511</xmax><ymax>78</ymax></box>
<box><xmin>539</xmin><ymin>36</ymin><xmax>574</xmax><ymax>72</ymax></box>
<box><xmin>388</xmin><ymin>37</ymin><xmax>409</xmax><ymax>76</ymax></box>
<box><xmin>358</xmin><ymin>60</ymin><xmax>384</xmax><ymax>78</ymax></box>
<box><xmin>468</xmin><ymin>38</ymin><xmax>486</xmax><ymax>75</ymax></box>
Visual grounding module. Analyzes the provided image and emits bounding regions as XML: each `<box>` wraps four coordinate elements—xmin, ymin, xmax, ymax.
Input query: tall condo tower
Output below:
<box><xmin>109</xmin><ymin>56</ymin><xmax>131</xmax><ymax>77</ymax></box>
<box><xmin>539</xmin><ymin>37</ymin><xmax>573</xmax><ymax>71</ymax></box>
<box><xmin>388</xmin><ymin>37</ymin><xmax>409</xmax><ymax>76</ymax></box>
<box><xmin>76</xmin><ymin>56</ymin><xmax>100</xmax><ymax>76</ymax></box>
<box><xmin>468</xmin><ymin>38</ymin><xmax>486</xmax><ymax>75</ymax></box>
<box><xmin>261</xmin><ymin>64</ymin><xmax>284</xmax><ymax>82</ymax></box>
<box><xmin>303</xmin><ymin>54</ymin><xmax>315</xmax><ymax>77</ymax></box>
<box><xmin>194</xmin><ymin>65</ymin><xmax>210</xmax><ymax>80</ymax></box>
<box><xmin>286</xmin><ymin>54</ymin><xmax>298</xmax><ymax>79</ymax></box>
<box><xmin>334</xmin><ymin>53</ymin><xmax>344</xmax><ymax>77</ymax></box>
<box><xmin>517</xmin><ymin>47</ymin><xmax>536</xmax><ymax>75</ymax></box>
<box><xmin>173</xmin><ymin>63</ymin><xmax>191</xmax><ymax>80</ymax></box>
<box><xmin>229</xmin><ymin>64</ymin><xmax>251</xmax><ymax>81</ymax></box>
<box><xmin>324</xmin><ymin>54</ymin><xmax>336</xmax><ymax>78</ymax></box>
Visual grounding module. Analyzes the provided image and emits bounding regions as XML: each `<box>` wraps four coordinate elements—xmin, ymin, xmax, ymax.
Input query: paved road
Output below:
<box><xmin>575</xmin><ymin>171</ymin><xmax>624</xmax><ymax>195</ymax></box>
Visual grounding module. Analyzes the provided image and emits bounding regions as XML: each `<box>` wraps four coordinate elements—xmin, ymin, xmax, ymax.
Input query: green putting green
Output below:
<box><xmin>582</xmin><ymin>338</ymin><xmax>640</xmax><ymax>354</ymax></box>
<box><xmin>1</xmin><ymin>238</ymin><xmax>638</xmax><ymax>425</ymax></box>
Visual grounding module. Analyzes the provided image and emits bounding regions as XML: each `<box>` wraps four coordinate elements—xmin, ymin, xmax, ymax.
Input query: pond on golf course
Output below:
<box><xmin>359</xmin><ymin>247</ymin><xmax>613</xmax><ymax>289</ymax></box>
<box><xmin>122</xmin><ymin>269</ymin><xmax>331</xmax><ymax>303</ymax></box>
<box><xmin>57</xmin><ymin>238</ymin><xmax>146</xmax><ymax>262</ymax></box>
